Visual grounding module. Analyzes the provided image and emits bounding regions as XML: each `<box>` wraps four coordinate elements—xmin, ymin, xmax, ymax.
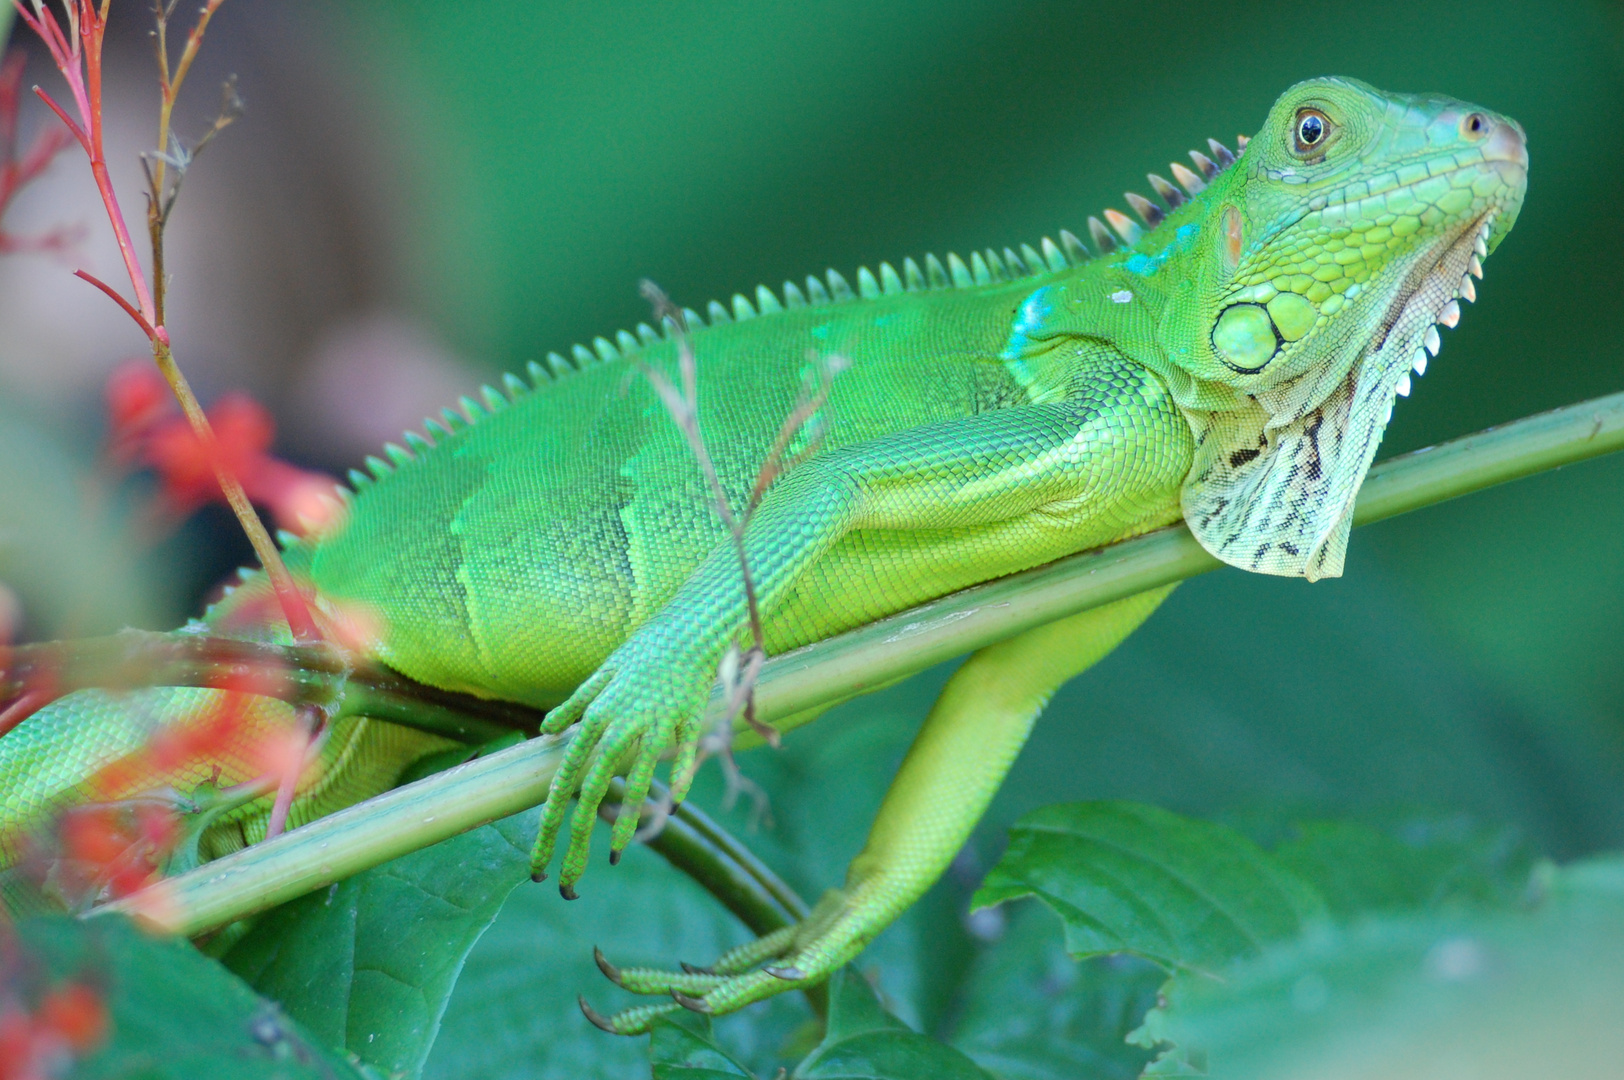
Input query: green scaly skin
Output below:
<box><xmin>0</xmin><ymin>78</ymin><xmax>1526</xmax><ymax>1031</ymax></box>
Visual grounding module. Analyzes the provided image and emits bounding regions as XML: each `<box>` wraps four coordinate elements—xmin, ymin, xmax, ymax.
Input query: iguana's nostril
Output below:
<box><xmin>1480</xmin><ymin>116</ymin><xmax>1529</xmax><ymax>169</ymax></box>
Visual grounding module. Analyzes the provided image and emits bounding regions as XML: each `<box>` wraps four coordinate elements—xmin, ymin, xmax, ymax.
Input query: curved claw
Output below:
<box><xmin>593</xmin><ymin>946</ymin><xmax>623</xmax><ymax>986</ymax></box>
<box><xmin>764</xmin><ymin>964</ymin><xmax>807</xmax><ymax>981</ymax></box>
<box><xmin>679</xmin><ymin>961</ymin><xmax>712</xmax><ymax>975</ymax></box>
<box><xmin>579</xmin><ymin>995</ymin><xmax>618</xmax><ymax>1034</ymax></box>
<box><xmin>671</xmin><ymin>989</ymin><xmax>712</xmax><ymax>1014</ymax></box>
<box><xmin>560</xmin><ymin>883</ymin><xmax>578</xmax><ymax>901</ymax></box>
<box><xmin>609</xmin><ymin>733</ymin><xmax>667</xmax><ymax>853</ymax></box>
<box><xmin>532</xmin><ymin>714</ymin><xmax>613</xmax><ymax>876</ymax></box>
<box><xmin>559</xmin><ymin>727</ymin><xmax>639</xmax><ymax>889</ymax></box>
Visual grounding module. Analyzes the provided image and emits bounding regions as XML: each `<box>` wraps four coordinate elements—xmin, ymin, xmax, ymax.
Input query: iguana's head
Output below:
<box><xmin>1164</xmin><ymin>76</ymin><xmax>1527</xmax><ymax>580</ymax></box>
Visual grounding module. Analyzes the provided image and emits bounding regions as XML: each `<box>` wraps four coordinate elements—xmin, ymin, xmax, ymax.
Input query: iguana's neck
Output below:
<box><xmin>993</xmin><ymin>174</ymin><xmax>1236</xmax><ymax>408</ymax></box>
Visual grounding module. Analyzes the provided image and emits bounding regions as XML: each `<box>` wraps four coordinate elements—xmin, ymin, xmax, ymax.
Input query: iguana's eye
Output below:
<box><xmin>1294</xmin><ymin>109</ymin><xmax>1331</xmax><ymax>153</ymax></box>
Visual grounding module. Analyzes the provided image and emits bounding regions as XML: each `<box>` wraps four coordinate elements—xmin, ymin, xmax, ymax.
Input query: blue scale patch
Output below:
<box><xmin>1001</xmin><ymin>286</ymin><xmax>1057</xmax><ymax>360</ymax></box>
<box><xmin>1119</xmin><ymin>223</ymin><xmax>1202</xmax><ymax>277</ymax></box>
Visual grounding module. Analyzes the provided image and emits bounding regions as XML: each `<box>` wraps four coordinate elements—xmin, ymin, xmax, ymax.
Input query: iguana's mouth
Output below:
<box><xmin>1362</xmin><ymin>127</ymin><xmax>1527</xmax><ymax>412</ymax></box>
<box><xmin>1366</xmin><ymin>209</ymin><xmax>1498</xmax><ymax>421</ymax></box>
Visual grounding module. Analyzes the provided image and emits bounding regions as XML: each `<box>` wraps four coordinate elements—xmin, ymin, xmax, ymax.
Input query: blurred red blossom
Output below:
<box><xmin>56</xmin><ymin>802</ymin><xmax>179</xmax><ymax>900</ymax></box>
<box><xmin>105</xmin><ymin>361</ymin><xmax>344</xmax><ymax>537</ymax></box>
<box><xmin>0</xmin><ymin>978</ymin><xmax>107</xmax><ymax>1080</ymax></box>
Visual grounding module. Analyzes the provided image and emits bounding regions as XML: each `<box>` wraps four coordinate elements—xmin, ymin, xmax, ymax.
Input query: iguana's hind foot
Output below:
<box><xmin>584</xmin><ymin>891</ymin><xmax>861</xmax><ymax>1034</ymax></box>
<box><xmin>577</xmin><ymin>994</ymin><xmax>682</xmax><ymax>1036</ymax></box>
<box><xmin>579</xmin><ymin>584</ymin><xmax>1177</xmax><ymax>1035</ymax></box>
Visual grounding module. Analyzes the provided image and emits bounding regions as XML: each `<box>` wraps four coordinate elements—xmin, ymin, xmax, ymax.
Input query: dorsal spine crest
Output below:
<box><xmin>880</xmin><ymin>262</ymin><xmax>904</xmax><ymax>295</ymax></box>
<box><xmin>340</xmin><ymin>133</ymin><xmax>1245</xmax><ymax>501</ymax></box>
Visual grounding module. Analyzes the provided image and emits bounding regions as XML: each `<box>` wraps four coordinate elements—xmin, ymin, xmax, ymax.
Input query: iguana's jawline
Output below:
<box><xmin>1372</xmin><ymin>210</ymin><xmax>1492</xmax><ymax>358</ymax></box>
<box><xmin>1348</xmin><ymin>209</ymin><xmax>1499</xmax><ymax>436</ymax></box>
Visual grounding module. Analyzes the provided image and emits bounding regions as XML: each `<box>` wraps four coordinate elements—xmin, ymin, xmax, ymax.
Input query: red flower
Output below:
<box><xmin>37</xmin><ymin>984</ymin><xmax>107</xmax><ymax>1053</ymax></box>
<box><xmin>0</xmin><ymin>980</ymin><xmax>108</xmax><ymax>1080</ymax></box>
<box><xmin>104</xmin><ymin>361</ymin><xmax>344</xmax><ymax>536</ymax></box>
<box><xmin>56</xmin><ymin>803</ymin><xmax>178</xmax><ymax>899</ymax></box>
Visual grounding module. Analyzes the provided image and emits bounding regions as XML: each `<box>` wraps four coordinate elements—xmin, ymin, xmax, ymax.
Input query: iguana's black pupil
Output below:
<box><xmin>1299</xmin><ymin>114</ymin><xmax>1324</xmax><ymax>145</ymax></box>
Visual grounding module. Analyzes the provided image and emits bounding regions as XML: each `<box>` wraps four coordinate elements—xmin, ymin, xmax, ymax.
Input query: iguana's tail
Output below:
<box><xmin>0</xmin><ymin>567</ymin><xmax>455</xmax><ymax>909</ymax></box>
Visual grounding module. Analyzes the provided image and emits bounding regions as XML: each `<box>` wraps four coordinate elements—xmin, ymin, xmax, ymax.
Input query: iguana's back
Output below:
<box><xmin>312</xmin><ymin>272</ymin><xmax>1125</xmax><ymax>706</ymax></box>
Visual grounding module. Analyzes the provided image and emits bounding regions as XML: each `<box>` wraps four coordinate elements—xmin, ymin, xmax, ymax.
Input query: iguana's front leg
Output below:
<box><xmin>528</xmin><ymin>356</ymin><xmax>1191</xmax><ymax>897</ymax></box>
<box><xmin>584</xmin><ymin>584</ymin><xmax>1176</xmax><ymax>1034</ymax></box>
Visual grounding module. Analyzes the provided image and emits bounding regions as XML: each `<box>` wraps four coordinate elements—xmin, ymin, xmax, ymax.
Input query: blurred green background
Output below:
<box><xmin>2</xmin><ymin>2</ymin><xmax>1622</xmax><ymax>1075</ymax></box>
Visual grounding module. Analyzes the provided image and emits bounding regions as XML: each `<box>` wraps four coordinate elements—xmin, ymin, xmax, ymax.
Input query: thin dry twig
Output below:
<box><xmin>632</xmin><ymin>280</ymin><xmax>844</xmax><ymax>839</ymax></box>
<box><xmin>635</xmin><ymin>281</ymin><xmax>847</xmax><ymax>745</ymax></box>
<box><xmin>145</xmin><ymin>0</ymin><xmax>236</xmax><ymax>327</ymax></box>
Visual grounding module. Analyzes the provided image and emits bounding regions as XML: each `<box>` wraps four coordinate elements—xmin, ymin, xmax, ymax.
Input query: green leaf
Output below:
<box><xmin>791</xmin><ymin>969</ymin><xmax>994</xmax><ymax>1080</ymax></box>
<box><xmin>417</xmin><ymin>698</ymin><xmax>946</xmax><ymax>1079</ymax></box>
<box><xmin>947</xmin><ymin>903</ymin><xmax>1162</xmax><ymax>1080</ymax></box>
<box><xmin>12</xmin><ymin>914</ymin><xmax>363</xmax><ymax>1079</ymax></box>
<box><xmin>223</xmin><ymin>807</ymin><xmax>538</xmax><ymax>1078</ymax></box>
<box><xmin>973</xmin><ymin>801</ymin><xmax>1327</xmax><ymax>972</ymax></box>
<box><xmin>1137</xmin><ymin>855</ymin><xmax>1624</xmax><ymax>1078</ymax></box>
<box><xmin>820</xmin><ymin>968</ymin><xmax>910</xmax><ymax>1043</ymax></box>
<box><xmin>651</xmin><ymin>1011</ymin><xmax>760</xmax><ymax>1079</ymax></box>
<box><xmin>421</xmin><ymin>816</ymin><xmax>812</xmax><ymax>1080</ymax></box>
<box><xmin>1269</xmin><ymin>814</ymin><xmax>1536</xmax><ymax>918</ymax></box>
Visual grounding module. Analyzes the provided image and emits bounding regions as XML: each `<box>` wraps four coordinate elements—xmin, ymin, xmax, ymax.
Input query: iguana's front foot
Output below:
<box><xmin>581</xmin><ymin>889</ymin><xmax>864</xmax><ymax>1035</ymax></box>
<box><xmin>529</xmin><ymin>626</ymin><xmax>713</xmax><ymax>896</ymax></box>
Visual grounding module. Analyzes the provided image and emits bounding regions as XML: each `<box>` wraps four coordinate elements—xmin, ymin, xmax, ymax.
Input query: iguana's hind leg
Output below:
<box><xmin>585</xmin><ymin>583</ymin><xmax>1176</xmax><ymax>1034</ymax></box>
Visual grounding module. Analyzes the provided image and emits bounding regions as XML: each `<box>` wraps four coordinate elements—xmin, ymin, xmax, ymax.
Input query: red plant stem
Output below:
<box><xmin>19</xmin><ymin>0</ymin><xmax>322</xmax><ymax>647</ymax></box>
<box><xmin>266</xmin><ymin>704</ymin><xmax>325</xmax><ymax>839</ymax></box>
<box><xmin>265</xmin><ymin>768</ymin><xmax>298</xmax><ymax>838</ymax></box>
<box><xmin>85</xmin><ymin>148</ymin><xmax>153</xmax><ymax>320</ymax></box>
<box><xmin>28</xmin><ymin>86</ymin><xmax>86</xmax><ymax>151</ymax></box>
<box><xmin>73</xmin><ymin>268</ymin><xmax>153</xmax><ymax>336</ymax></box>
<box><xmin>264</xmin><ymin>738</ymin><xmax>302</xmax><ymax>839</ymax></box>
<box><xmin>0</xmin><ymin>690</ymin><xmax>49</xmax><ymax>737</ymax></box>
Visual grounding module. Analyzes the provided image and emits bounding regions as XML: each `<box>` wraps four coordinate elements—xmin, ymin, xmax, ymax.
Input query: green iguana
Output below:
<box><xmin>0</xmin><ymin>77</ymin><xmax>1527</xmax><ymax>1033</ymax></box>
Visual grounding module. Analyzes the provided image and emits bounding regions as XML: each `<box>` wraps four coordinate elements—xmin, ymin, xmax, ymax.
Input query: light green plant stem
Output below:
<box><xmin>96</xmin><ymin>390</ymin><xmax>1624</xmax><ymax>935</ymax></box>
